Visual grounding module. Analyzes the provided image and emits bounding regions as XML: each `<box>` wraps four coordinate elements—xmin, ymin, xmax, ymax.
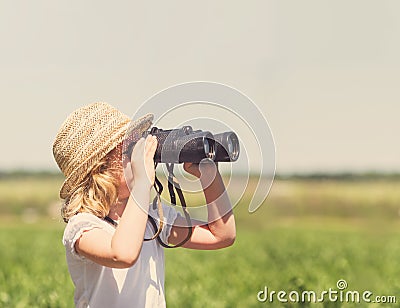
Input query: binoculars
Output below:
<box><xmin>141</xmin><ymin>126</ymin><xmax>240</xmax><ymax>163</ymax></box>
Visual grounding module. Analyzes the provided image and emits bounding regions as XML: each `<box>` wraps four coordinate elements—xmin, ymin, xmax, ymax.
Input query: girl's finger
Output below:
<box><xmin>133</xmin><ymin>137</ymin><xmax>145</xmax><ymax>150</ymax></box>
<box><xmin>146</xmin><ymin>141</ymin><xmax>157</xmax><ymax>160</ymax></box>
<box><xmin>130</xmin><ymin>137</ymin><xmax>145</xmax><ymax>159</ymax></box>
<box><xmin>149</xmin><ymin>136</ymin><xmax>157</xmax><ymax>151</ymax></box>
<box><xmin>145</xmin><ymin>135</ymin><xmax>157</xmax><ymax>150</ymax></box>
<box><xmin>144</xmin><ymin>135</ymin><xmax>154</xmax><ymax>148</ymax></box>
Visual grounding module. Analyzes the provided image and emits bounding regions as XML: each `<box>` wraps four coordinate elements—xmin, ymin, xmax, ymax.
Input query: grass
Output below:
<box><xmin>0</xmin><ymin>222</ymin><xmax>73</xmax><ymax>308</ymax></box>
<box><xmin>166</xmin><ymin>227</ymin><xmax>400</xmax><ymax>307</ymax></box>
<box><xmin>0</xmin><ymin>175</ymin><xmax>400</xmax><ymax>307</ymax></box>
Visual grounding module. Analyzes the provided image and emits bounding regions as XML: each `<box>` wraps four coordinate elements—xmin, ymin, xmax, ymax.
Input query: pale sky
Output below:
<box><xmin>1</xmin><ymin>1</ymin><xmax>399</xmax><ymax>173</ymax></box>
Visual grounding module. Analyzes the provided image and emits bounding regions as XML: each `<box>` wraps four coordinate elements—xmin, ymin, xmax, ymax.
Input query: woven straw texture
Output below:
<box><xmin>53</xmin><ymin>102</ymin><xmax>153</xmax><ymax>199</ymax></box>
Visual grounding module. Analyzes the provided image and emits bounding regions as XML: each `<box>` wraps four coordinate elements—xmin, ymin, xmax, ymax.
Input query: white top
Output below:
<box><xmin>62</xmin><ymin>204</ymin><xmax>179</xmax><ymax>308</ymax></box>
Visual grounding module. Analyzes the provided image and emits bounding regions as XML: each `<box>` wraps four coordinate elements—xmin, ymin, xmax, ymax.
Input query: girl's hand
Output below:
<box><xmin>129</xmin><ymin>135</ymin><xmax>158</xmax><ymax>188</ymax></box>
<box><xmin>183</xmin><ymin>160</ymin><xmax>219</xmax><ymax>185</ymax></box>
<box><xmin>183</xmin><ymin>162</ymin><xmax>201</xmax><ymax>178</ymax></box>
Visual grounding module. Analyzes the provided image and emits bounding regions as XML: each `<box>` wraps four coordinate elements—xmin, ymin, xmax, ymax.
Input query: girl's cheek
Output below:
<box><xmin>123</xmin><ymin>169</ymin><xmax>134</xmax><ymax>187</ymax></box>
<box><xmin>119</xmin><ymin>172</ymin><xmax>133</xmax><ymax>198</ymax></box>
<box><xmin>122</xmin><ymin>157</ymin><xmax>133</xmax><ymax>184</ymax></box>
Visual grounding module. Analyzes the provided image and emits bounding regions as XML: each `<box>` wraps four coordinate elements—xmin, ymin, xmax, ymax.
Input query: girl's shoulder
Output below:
<box><xmin>68</xmin><ymin>212</ymin><xmax>105</xmax><ymax>225</ymax></box>
<box><xmin>62</xmin><ymin>212</ymin><xmax>111</xmax><ymax>248</ymax></box>
<box><xmin>66</xmin><ymin>212</ymin><xmax>108</xmax><ymax>231</ymax></box>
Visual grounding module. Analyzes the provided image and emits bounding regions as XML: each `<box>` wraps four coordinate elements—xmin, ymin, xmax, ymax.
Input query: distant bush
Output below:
<box><xmin>275</xmin><ymin>172</ymin><xmax>400</xmax><ymax>181</ymax></box>
<box><xmin>0</xmin><ymin>170</ymin><xmax>63</xmax><ymax>180</ymax></box>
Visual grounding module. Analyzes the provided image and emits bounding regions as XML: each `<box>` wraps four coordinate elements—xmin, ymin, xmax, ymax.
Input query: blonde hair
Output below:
<box><xmin>62</xmin><ymin>147</ymin><xmax>123</xmax><ymax>223</ymax></box>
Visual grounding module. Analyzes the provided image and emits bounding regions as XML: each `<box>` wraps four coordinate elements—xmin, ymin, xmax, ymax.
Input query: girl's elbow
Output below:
<box><xmin>112</xmin><ymin>252</ymin><xmax>140</xmax><ymax>268</ymax></box>
<box><xmin>225</xmin><ymin>223</ymin><xmax>236</xmax><ymax>247</ymax></box>
<box><xmin>225</xmin><ymin>233</ymin><xmax>236</xmax><ymax>247</ymax></box>
<box><xmin>218</xmin><ymin>232</ymin><xmax>236</xmax><ymax>248</ymax></box>
<box><xmin>221</xmin><ymin>216</ymin><xmax>236</xmax><ymax>247</ymax></box>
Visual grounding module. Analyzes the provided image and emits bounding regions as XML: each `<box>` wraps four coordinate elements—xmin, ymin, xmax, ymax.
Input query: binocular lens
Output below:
<box><xmin>204</xmin><ymin>137</ymin><xmax>216</xmax><ymax>160</ymax></box>
<box><xmin>228</xmin><ymin>133</ymin><xmax>239</xmax><ymax>161</ymax></box>
<box><xmin>213</xmin><ymin>132</ymin><xmax>240</xmax><ymax>162</ymax></box>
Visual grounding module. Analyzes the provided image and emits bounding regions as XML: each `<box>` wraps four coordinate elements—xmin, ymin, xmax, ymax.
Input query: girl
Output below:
<box><xmin>52</xmin><ymin>102</ymin><xmax>236</xmax><ymax>307</ymax></box>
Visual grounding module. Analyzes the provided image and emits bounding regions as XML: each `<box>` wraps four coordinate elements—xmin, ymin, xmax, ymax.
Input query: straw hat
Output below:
<box><xmin>53</xmin><ymin>102</ymin><xmax>153</xmax><ymax>199</ymax></box>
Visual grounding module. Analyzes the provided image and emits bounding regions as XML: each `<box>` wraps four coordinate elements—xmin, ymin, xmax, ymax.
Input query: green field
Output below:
<box><xmin>1</xmin><ymin>175</ymin><xmax>400</xmax><ymax>307</ymax></box>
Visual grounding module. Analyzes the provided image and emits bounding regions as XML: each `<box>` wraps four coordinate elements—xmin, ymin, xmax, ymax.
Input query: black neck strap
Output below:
<box><xmin>106</xmin><ymin>163</ymin><xmax>193</xmax><ymax>248</ymax></box>
<box><xmin>147</xmin><ymin>163</ymin><xmax>193</xmax><ymax>248</ymax></box>
<box><xmin>104</xmin><ymin>215</ymin><xmax>118</xmax><ymax>227</ymax></box>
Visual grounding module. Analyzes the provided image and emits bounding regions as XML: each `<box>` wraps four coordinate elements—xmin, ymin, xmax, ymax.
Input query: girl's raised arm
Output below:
<box><xmin>168</xmin><ymin>162</ymin><xmax>236</xmax><ymax>250</ymax></box>
<box><xmin>75</xmin><ymin>135</ymin><xmax>158</xmax><ymax>268</ymax></box>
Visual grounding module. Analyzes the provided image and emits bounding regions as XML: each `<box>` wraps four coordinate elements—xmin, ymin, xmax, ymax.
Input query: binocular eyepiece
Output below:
<box><xmin>134</xmin><ymin>125</ymin><xmax>239</xmax><ymax>164</ymax></box>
